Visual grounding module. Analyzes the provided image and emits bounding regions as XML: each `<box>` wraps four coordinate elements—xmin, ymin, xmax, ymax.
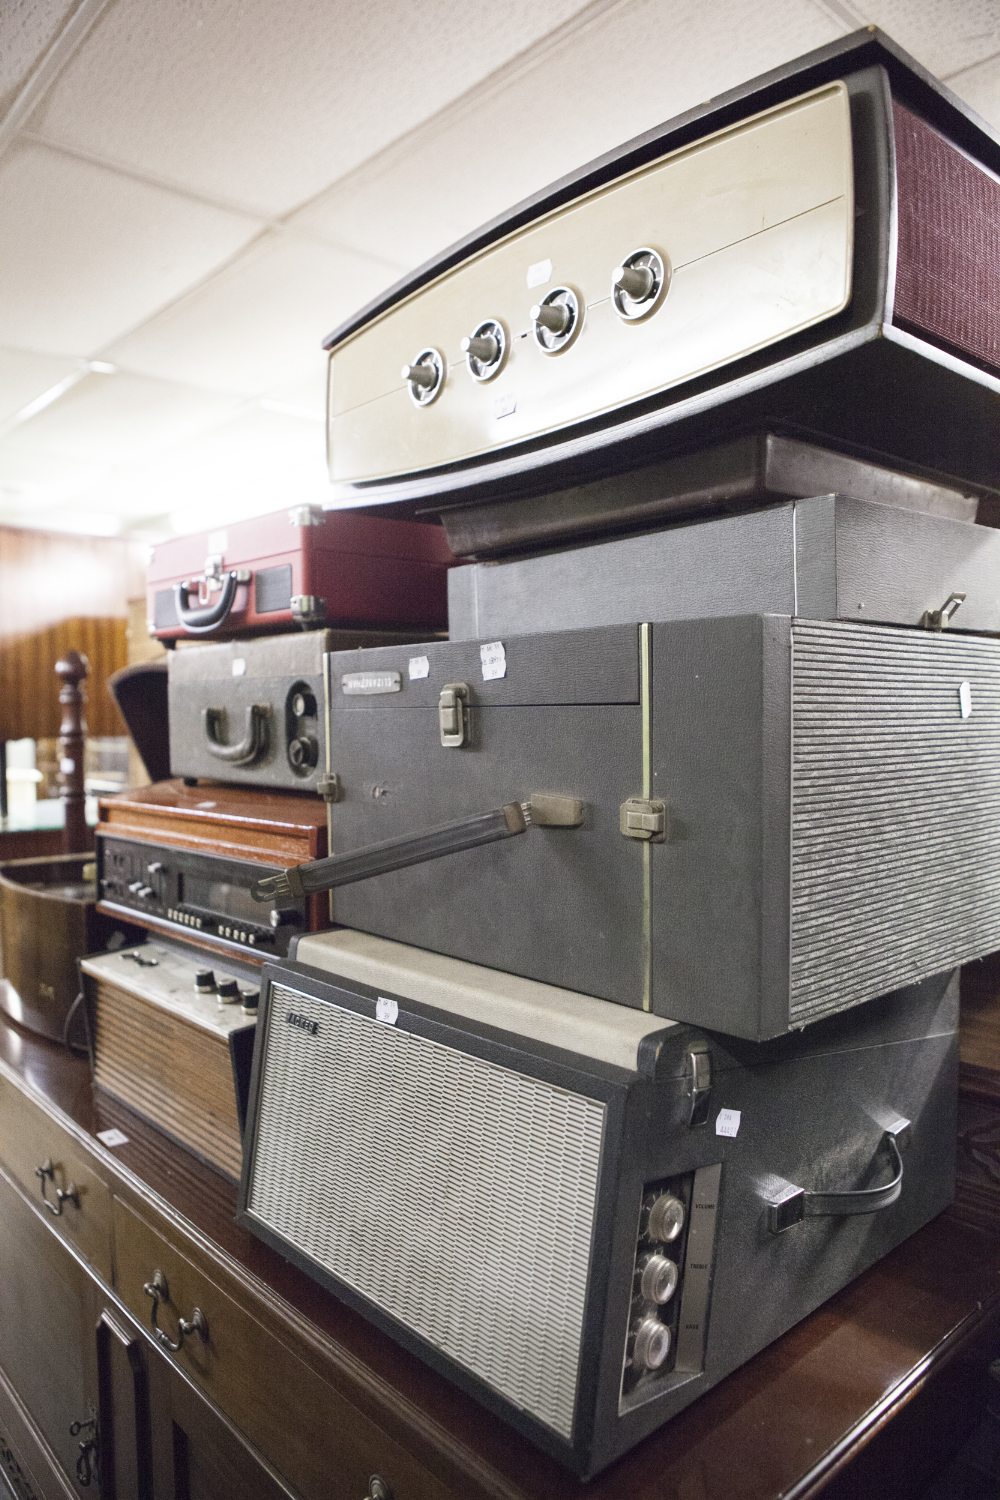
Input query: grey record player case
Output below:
<box><xmin>319</xmin><ymin>616</ymin><xmax>1000</xmax><ymax>1039</ymax></box>
<box><xmin>449</xmin><ymin>493</ymin><xmax>1000</xmax><ymax>641</ymax></box>
<box><xmin>239</xmin><ymin>935</ymin><xmax>957</xmax><ymax>1476</ymax></box>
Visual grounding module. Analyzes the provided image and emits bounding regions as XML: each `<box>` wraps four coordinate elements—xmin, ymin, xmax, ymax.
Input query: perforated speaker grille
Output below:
<box><xmin>245</xmin><ymin>984</ymin><xmax>606</xmax><ymax>1439</ymax></box>
<box><xmin>790</xmin><ymin>621</ymin><xmax>1000</xmax><ymax>1024</ymax></box>
<box><xmin>893</xmin><ymin>102</ymin><xmax>1000</xmax><ymax>378</ymax></box>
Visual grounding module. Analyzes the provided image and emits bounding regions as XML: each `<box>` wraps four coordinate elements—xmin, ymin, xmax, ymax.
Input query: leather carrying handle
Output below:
<box><xmin>250</xmin><ymin>794</ymin><xmax>584</xmax><ymax>904</ymax></box>
<box><xmin>202</xmin><ymin>704</ymin><xmax>270</xmax><ymax>765</ymax></box>
<box><xmin>174</xmin><ymin>570</ymin><xmax>242</xmax><ymax>633</ymax></box>
<box><xmin>765</xmin><ymin>1117</ymin><xmax>910</xmax><ymax>1234</ymax></box>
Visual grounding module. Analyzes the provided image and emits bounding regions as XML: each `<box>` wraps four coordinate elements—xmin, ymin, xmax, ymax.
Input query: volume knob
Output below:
<box><xmin>461</xmin><ymin>318</ymin><xmax>507</xmax><ymax>383</ymax></box>
<box><xmin>462</xmin><ymin>333</ymin><xmax>499</xmax><ymax>363</ymax></box>
<box><xmin>647</xmin><ymin>1192</ymin><xmax>685</xmax><ymax>1244</ymax></box>
<box><xmin>531</xmin><ymin>301</ymin><xmax>572</xmax><ymax>336</ymax></box>
<box><xmin>632</xmin><ymin>1316</ymin><xmax>671</xmax><ymax>1372</ymax></box>
<box><xmin>639</xmin><ymin>1253</ymin><xmax>679</xmax><ymax>1305</ymax></box>
<box><xmin>611</xmin><ymin>247</ymin><xmax>668</xmax><ymax>321</ymax></box>
<box><xmin>613</xmin><ymin>262</ymin><xmax>656</xmax><ymax>301</ymax></box>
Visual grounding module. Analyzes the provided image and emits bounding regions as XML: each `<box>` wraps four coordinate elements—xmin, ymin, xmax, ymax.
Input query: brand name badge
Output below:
<box><xmin>341</xmin><ymin>671</ymin><xmax>402</xmax><ymax>696</ymax></box>
<box><xmin>285</xmin><ymin>1010</ymin><xmax>319</xmax><ymax>1036</ymax></box>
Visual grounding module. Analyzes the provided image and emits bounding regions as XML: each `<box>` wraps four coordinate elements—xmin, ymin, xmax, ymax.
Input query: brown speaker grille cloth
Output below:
<box><xmin>893</xmin><ymin>101</ymin><xmax>1000</xmax><ymax>378</ymax></box>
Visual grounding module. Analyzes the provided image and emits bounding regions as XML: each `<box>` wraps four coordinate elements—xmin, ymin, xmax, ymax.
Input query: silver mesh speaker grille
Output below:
<box><xmin>791</xmin><ymin>621</ymin><xmax>1000</xmax><ymax>1023</ymax></box>
<box><xmin>246</xmin><ymin>984</ymin><xmax>606</xmax><ymax>1439</ymax></box>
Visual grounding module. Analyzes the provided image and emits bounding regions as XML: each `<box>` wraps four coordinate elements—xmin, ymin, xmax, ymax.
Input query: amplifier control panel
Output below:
<box><xmin>97</xmin><ymin>836</ymin><xmax>307</xmax><ymax>960</ymax></box>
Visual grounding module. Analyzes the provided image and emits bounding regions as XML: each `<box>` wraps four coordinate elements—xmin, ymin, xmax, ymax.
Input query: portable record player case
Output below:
<box><xmin>238</xmin><ymin>931</ymin><xmax>957</xmax><ymax>1477</ymax></box>
<box><xmin>448</xmin><ymin>493</ymin><xmax>1000</xmax><ymax>641</ymax></box>
<box><xmin>320</xmin><ymin>31</ymin><xmax>1000</xmax><ymax>517</ymax></box>
<box><xmin>168</xmin><ymin>627</ymin><xmax>427</xmax><ymax>794</ymax></box>
<box><xmin>303</xmin><ymin>617</ymin><xmax>1000</xmax><ymax>1039</ymax></box>
<box><xmin>83</xmin><ymin>939</ymin><xmax>258</xmax><ymax>1180</ymax></box>
<box><xmin>148</xmin><ymin>505</ymin><xmax>453</xmax><ymax>640</ymax></box>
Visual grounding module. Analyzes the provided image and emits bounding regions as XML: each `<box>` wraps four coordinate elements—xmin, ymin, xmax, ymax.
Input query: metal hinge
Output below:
<box><xmin>620</xmin><ymin>797</ymin><xmax>666</xmax><ymax>841</ymax></box>
<box><xmin>439</xmin><ymin>683</ymin><xmax>469</xmax><ymax>747</ymax></box>
<box><xmin>288</xmin><ymin>505</ymin><xmax>324</xmax><ymax>526</ymax></box>
<box><xmin>921</xmin><ymin>591</ymin><xmax>966</xmax><ymax>630</ymax></box>
<box><xmin>291</xmin><ymin>594</ymin><xmax>326</xmax><ymax>624</ymax></box>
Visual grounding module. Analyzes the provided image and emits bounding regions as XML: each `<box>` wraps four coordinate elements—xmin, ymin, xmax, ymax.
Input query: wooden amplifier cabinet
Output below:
<box><xmin>96</xmin><ymin>780</ymin><xmax>328</xmax><ymax>966</ymax></box>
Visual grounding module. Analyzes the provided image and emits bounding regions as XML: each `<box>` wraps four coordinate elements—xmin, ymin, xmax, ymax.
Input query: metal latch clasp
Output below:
<box><xmin>620</xmin><ymin>797</ymin><xmax>666</xmax><ymax>841</ymax></box>
<box><xmin>439</xmin><ymin>683</ymin><xmax>470</xmax><ymax>747</ymax></box>
<box><xmin>685</xmin><ymin>1043</ymin><xmax>712</xmax><ymax>1127</ymax></box>
<box><xmin>921</xmin><ymin>591</ymin><xmax>966</xmax><ymax>630</ymax></box>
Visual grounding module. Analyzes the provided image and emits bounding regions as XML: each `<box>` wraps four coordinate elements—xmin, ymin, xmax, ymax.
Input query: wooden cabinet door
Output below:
<box><xmin>145</xmin><ymin>1344</ymin><xmax>295</xmax><ymax>1500</ymax></box>
<box><xmin>0</xmin><ymin>1167</ymin><xmax>97</xmax><ymax>1490</ymax></box>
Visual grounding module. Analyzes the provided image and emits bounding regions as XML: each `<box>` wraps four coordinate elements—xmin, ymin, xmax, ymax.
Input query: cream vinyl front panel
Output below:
<box><xmin>327</xmin><ymin>83</ymin><xmax>853</xmax><ymax>484</ymax></box>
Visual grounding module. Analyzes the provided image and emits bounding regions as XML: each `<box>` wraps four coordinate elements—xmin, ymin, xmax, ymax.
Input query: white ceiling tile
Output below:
<box><xmin>0</xmin><ymin>346</ymin><xmax>80</xmax><ymax>425</ymax></box>
<box><xmin>0</xmin><ymin>0</ymin><xmax>77</xmax><ymax>114</ymax></box>
<box><xmin>0</xmin><ymin>141</ymin><xmax>264</xmax><ymax>358</ymax></box>
<box><xmin>105</xmin><ymin>232</ymin><xmax>401</xmax><ymax>397</ymax></box>
<box><xmin>948</xmin><ymin>53</ymin><xmax>1000</xmax><ymax>131</ymax></box>
<box><xmin>5</xmin><ymin>370</ymin><xmax>244</xmax><ymax>464</ymax></box>
<box><xmin>293</xmin><ymin>0</ymin><xmax>845</xmax><ymax>277</ymax></box>
<box><xmin>259</xmin><ymin>361</ymin><xmax>328</xmax><ymax>423</ymax></box>
<box><xmin>0</xmin><ymin>432</ymin><xmax>110</xmax><ymax>498</ymax></box>
<box><xmin>29</xmin><ymin>0</ymin><xmax>600</xmax><ymax>217</ymax></box>
<box><xmin>820</xmin><ymin>1</ymin><xmax>1000</xmax><ymax>79</ymax></box>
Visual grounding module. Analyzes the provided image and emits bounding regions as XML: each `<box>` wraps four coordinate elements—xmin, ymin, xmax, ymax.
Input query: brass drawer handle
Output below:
<box><xmin>35</xmin><ymin>1158</ymin><xmax>80</xmax><ymax>1216</ymax></box>
<box><xmin>143</xmin><ymin>1269</ymin><xmax>209</xmax><ymax>1353</ymax></box>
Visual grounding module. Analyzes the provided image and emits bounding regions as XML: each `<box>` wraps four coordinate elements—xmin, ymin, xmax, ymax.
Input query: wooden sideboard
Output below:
<box><xmin>0</xmin><ymin>1012</ymin><xmax>999</xmax><ymax>1500</ymax></box>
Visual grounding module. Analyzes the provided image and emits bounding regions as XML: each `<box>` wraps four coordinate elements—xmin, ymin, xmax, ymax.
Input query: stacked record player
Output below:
<box><xmin>225</xmin><ymin>29</ymin><xmax>1000</xmax><ymax>1481</ymax></box>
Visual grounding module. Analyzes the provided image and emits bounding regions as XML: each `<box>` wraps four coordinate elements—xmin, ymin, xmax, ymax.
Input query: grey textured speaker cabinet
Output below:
<box><xmin>321</xmin><ymin>618</ymin><xmax>1000</xmax><ymax>1038</ymax></box>
<box><xmin>449</xmin><ymin>495</ymin><xmax>1000</xmax><ymax>641</ymax></box>
<box><xmin>239</xmin><ymin>934</ymin><xmax>957</xmax><ymax>1477</ymax></box>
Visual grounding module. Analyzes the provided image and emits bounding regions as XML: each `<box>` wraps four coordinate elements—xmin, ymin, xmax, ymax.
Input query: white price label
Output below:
<box><xmin>376</xmin><ymin>997</ymin><xmax>399</xmax><ymax>1025</ymax></box>
<box><xmin>97</xmin><ymin>1127</ymin><xmax>129</xmax><ymax>1148</ymax></box>
<box><xmin>715</xmin><ymin>1108</ymin><xmax>741</xmax><ymax>1139</ymax></box>
<box><xmin>480</xmin><ymin>641</ymin><xmax>506</xmax><ymax>681</ymax></box>
<box><xmin>231</xmin><ymin>658</ymin><xmax>246</xmax><ymax>677</ymax></box>
<box><xmin>526</xmin><ymin>258</ymin><xmax>552</xmax><ymax>288</ymax></box>
<box><xmin>959</xmin><ymin>680</ymin><xmax>972</xmax><ymax>719</ymax></box>
<box><xmin>493</xmin><ymin>391</ymin><xmax>517</xmax><ymax>420</ymax></box>
<box><xmin>408</xmin><ymin>655</ymin><xmax>430</xmax><ymax>681</ymax></box>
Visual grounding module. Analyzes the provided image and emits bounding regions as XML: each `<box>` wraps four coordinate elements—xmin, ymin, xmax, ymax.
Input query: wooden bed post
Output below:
<box><xmin>56</xmin><ymin>650</ymin><xmax>88</xmax><ymax>854</ymax></box>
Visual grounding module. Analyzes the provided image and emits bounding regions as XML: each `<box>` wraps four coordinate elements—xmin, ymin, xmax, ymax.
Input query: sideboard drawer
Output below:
<box><xmin>0</xmin><ymin>1072</ymin><xmax>112</xmax><ymax>1280</ymax></box>
<box><xmin>113</xmin><ymin>1196</ymin><xmax>454</xmax><ymax>1500</ymax></box>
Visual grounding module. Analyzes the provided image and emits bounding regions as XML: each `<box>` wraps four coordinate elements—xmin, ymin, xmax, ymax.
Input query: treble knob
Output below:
<box><xmin>530</xmin><ymin>288</ymin><xmax>581</xmax><ymax>354</ymax></box>
<box><xmin>613</xmin><ymin>262</ymin><xmax>656</xmax><ymax>301</ymax></box>
<box><xmin>401</xmin><ymin>362</ymin><xmax>436</xmax><ymax>389</ymax></box>
<box><xmin>461</xmin><ymin>319</ymin><xmax>507</xmax><ymax>382</ymax></box>
<box><xmin>462</xmin><ymin>333</ymin><xmax>499</xmax><ymax>363</ymax></box>
<box><xmin>611</xmin><ymin>247</ymin><xmax>668</xmax><ymax>321</ymax></box>
<box><xmin>401</xmin><ymin>348</ymin><xmax>445</xmax><ymax>406</ymax></box>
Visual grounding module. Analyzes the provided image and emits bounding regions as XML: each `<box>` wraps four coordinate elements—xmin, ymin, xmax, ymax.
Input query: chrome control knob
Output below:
<box><xmin>463</xmin><ymin>333</ymin><xmax>498</xmax><ymax>363</ymax></box>
<box><xmin>632</xmin><ymin>1316</ymin><xmax>671</xmax><ymax>1372</ymax></box>
<box><xmin>401</xmin><ymin>348</ymin><xmax>445</xmax><ymax>406</ymax></box>
<box><xmin>240</xmin><ymin>988</ymin><xmax>260</xmax><ymax>1015</ymax></box>
<box><xmin>612</xmin><ymin>247</ymin><xmax>668</xmax><ymax>321</ymax></box>
<box><xmin>194</xmin><ymin>969</ymin><xmax>216</xmax><ymax>994</ymax></box>
<box><xmin>647</xmin><ymin>1192</ymin><xmax>685</xmax><ymax>1243</ymax></box>
<box><xmin>216</xmin><ymin>978</ymin><xmax>240</xmax><ymax>1005</ymax></box>
<box><xmin>530</xmin><ymin>287</ymin><xmax>582</xmax><ymax>354</ymax></box>
<box><xmin>461</xmin><ymin>318</ymin><xmax>507</xmax><ymax>382</ymax></box>
<box><xmin>613</xmin><ymin>262</ymin><xmax>655</xmax><ymax>301</ymax></box>
<box><xmin>639</xmin><ymin>1253</ymin><xmax>679</xmax><ymax>1305</ymax></box>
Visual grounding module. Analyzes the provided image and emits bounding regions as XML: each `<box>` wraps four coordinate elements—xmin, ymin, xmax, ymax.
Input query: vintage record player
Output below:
<box><xmin>238</xmin><ymin>931</ymin><xmax>957</xmax><ymax>1477</ymax></box>
<box><xmin>320</xmin><ymin>31</ymin><xmax>1000</xmax><ymax>525</ymax></box>
<box><xmin>255</xmin><ymin>617</ymin><xmax>1000</xmax><ymax>1039</ymax></box>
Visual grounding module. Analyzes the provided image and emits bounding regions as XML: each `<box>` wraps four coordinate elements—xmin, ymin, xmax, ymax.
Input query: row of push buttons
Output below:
<box><xmin>167</xmin><ymin>907</ymin><xmax>203</xmax><ymax>930</ymax></box>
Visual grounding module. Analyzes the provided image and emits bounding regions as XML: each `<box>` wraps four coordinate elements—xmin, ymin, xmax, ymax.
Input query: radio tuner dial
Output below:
<box><xmin>612</xmin><ymin>247</ymin><xmax>669</xmax><ymax>321</ymax></box>
<box><xmin>530</xmin><ymin>287</ymin><xmax>582</xmax><ymax>354</ymax></box>
<box><xmin>401</xmin><ymin>348</ymin><xmax>445</xmax><ymax>407</ymax></box>
<box><xmin>639</xmin><ymin>1253</ymin><xmax>679</xmax><ymax>1305</ymax></box>
<box><xmin>461</xmin><ymin>319</ymin><xmax>507</xmax><ymax>382</ymax></box>
<box><xmin>647</xmin><ymin>1192</ymin><xmax>685</xmax><ymax>1244</ymax></box>
<box><xmin>632</xmin><ymin>1316</ymin><xmax>671</xmax><ymax>1372</ymax></box>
